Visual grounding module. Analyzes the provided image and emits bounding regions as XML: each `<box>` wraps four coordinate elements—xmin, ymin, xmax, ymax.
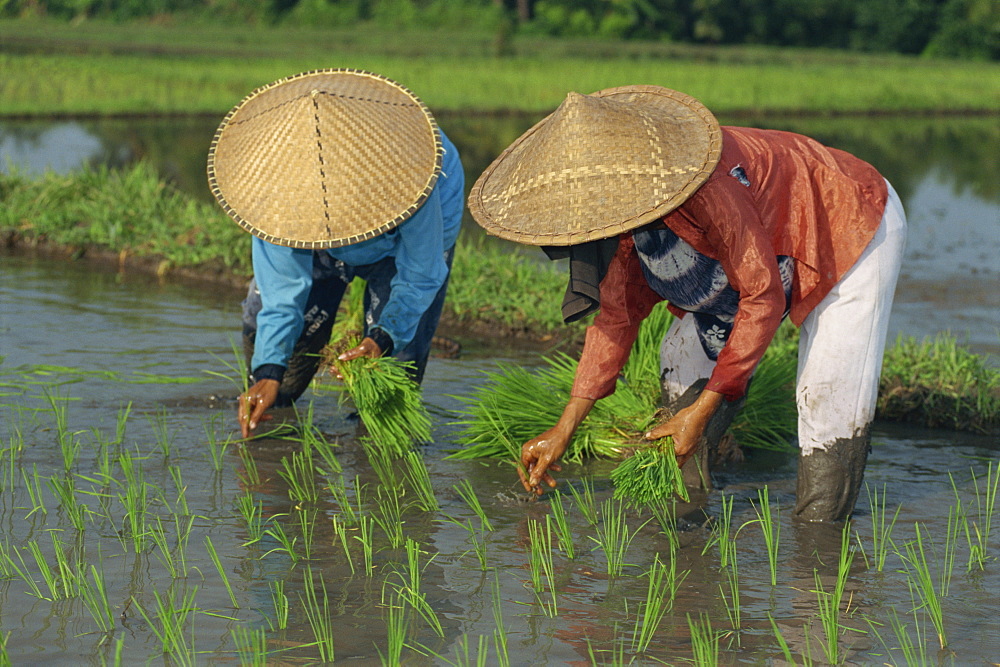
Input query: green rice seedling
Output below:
<box><xmin>150</xmin><ymin>516</ymin><xmax>183</xmax><ymax>579</ymax></box>
<box><xmin>373</xmin><ymin>485</ymin><xmax>406</xmax><ymax>549</ymax></box>
<box><xmin>146</xmin><ymin>405</ymin><xmax>172</xmax><ymax>458</ymax></box>
<box><xmin>865</xmin><ymin>483</ymin><xmax>900</xmax><ymax>572</ymax></box>
<box><xmin>454</xmin><ymin>479</ymin><xmax>494</xmax><ymax>531</ymax></box>
<box><xmin>168</xmin><ymin>465</ymin><xmax>189</xmax><ymax>516</ymax></box>
<box><xmin>767</xmin><ymin>613</ymin><xmax>798</xmax><ymax>666</ymax></box>
<box><xmin>687</xmin><ymin>613</ymin><xmax>719</xmax><ymax>666</ymax></box>
<box><xmin>116</xmin><ymin>449</ymin><xmax>150</xmax><ymax>553</ymax></box>
<box><xmin>941</xmin><ymin>501</ymin><xmax>961</xmax><ymax>596</ymax></box>
<box><xmin>262</xmin><ymin>517</ymin><xmax>299</xmax><ymax>563</ymax></box>
<box><xmin>299</xmin><ymin>567</ymin><xmax>336</xmax><ymax>662</ymax></box>
<box><xmin>27</xmin><ymin>538</ymin><xmax>62</xmax><ymax>600</ymax></box>
<box><xmin>899</xmin><ymin>523</ymin><xmax>947</xmax><ymax>649</ymax></box>
<box><xmin>362</xmin><ymin>436</ymin><xmax>405</xmax><ymax>491</ymax></box>
<box><xmin>326</xmin><ymin>475</ymin><xmax>357</xmax><ymax>524</ymax></box>
<box><xmin>548</xmin><ymin>491</ymin><xmax>575</xmax><ymax>559</ymax></box>
<box><xmin>402</xmin><ymin>449</ymin><xmax>439</xmax><ymax>512</ymax></box>
<box><xmin>567</xmin><ymin>477</ymin><xmax>599</xmax><ymax>527</ymax></box>
<box><xmin>43</xmin><ymin>388</ymin><xmax>82</xmax><ymax>473</ymax></box>
<box><xmin>0</xmin><ymin>631</ymin><xmax>9</xmax><ymax>667</ymax></box>
<box><xmin>952</xmin><ymin>462</ymin><xmax>998</xmax><ymax>571</ymax></box>
<box><xmin>47</xmin><ymin>473</ymin><xmax>87</xmax><ymax>532</ymax></box>
<box><xmin>491</xmin><ymin>575</ymin><xmax>510</xmax><ymax>667</ymax></box>
<box><xmin>633</xmin><ymin>553</ymin><xmax>683</xmax><ymax>653</ymax></box>
<box><xmin>379</xmin><ymin>588</ymin><xmax>409</xmax><ymax>666</ymax></box>
<box><xmin>728</xmin><ymin>341</ymin><xmax>798</xmax><ymax>451</ymax></box>
<box><xmin>812</xmin><ymin>526</ymin><xmax>855</xmax><ymax>666</ymax></box>
<box><xmin>330</xmin><ymin>515</ymin><xmax>356</xmax><ymax>575</ymax></box>
<box><xmin>297</xmin><ymin>507</ymin><xmax>318</xmax><ymax>560</ymax></box>
<box><xmin>355</xmin><ymin>515</ymin><xmax>376</xmax><ymax>574</ymax></box>
<box><xmin>611</xmin><ymin>437</ymin><xmax>690</xmax><ymax>505</ymax></box>
<box><xmin>22</xmin><ymin>464</ymin><xmax>48</xmax><ymax>518</ymax></box>
<box><xmin>2</xmin><ymin>541</ymin><xmax>44</xmax><ymax>599</ymax></box>
<box><xmin>590</xmin><ymin>498</ymin><xmax>648</xmax><ymax>577</ymax></box>
<box><xmin>205</xmin><ymin>535</ymin><xmax>239</xmax><ymax>608</ymax></box>
<box><xmin>720</xmin><ymin>548</ymin><xmax>742</xmax><ymax>633</ymax></box>
<box><xmin>326</xmin><ymin>339</ymin><xmax>431</xmax><ymax>455</ymax></box>
<box><xmin>79</xmin><ymin>564</ymin><xmax>115</xmax><ymax>634</ymax></box>
<box><xmin>868</xmin><ymin>603</ymin><xmax>931</xmax><ymax>667</ymax></box>
<box><xmin>650</xmin><ymin>496</ymin><xmax>681</xmax><ymax>555</ymax></box>
<box><xmin>277</xmin><ymin>449</ymin><xmax>319</xmax><ymax>507</ymax></box>
<box><xmin>236</xmin><ymin>445</ymin><xmax>262</xmax><ymax>488</ymax></box>
<box><xmin>748</xmin><ymin>486</ymin><xmax>780</xmax><ymax>586</ymax></box>
<box><xmin>389</xmin><ymin>538</ymin><xmax>444</xmax><ymax>637</ymax></box>
<box><xmin>526</xmin><ymin>518</ymin><xmax>558</xmax><ymax>617</ymax></box>
<box><xmin>269</xmin><ymin>580</ymin><xmax>289</xmax><ymax>631</ymax></box>
<box><xmin>451</xmin><ymin>518</ymin><xmax>489</xmax><ymax>571</ymax></box>
<box><xmin>235</xmin><ymin>493</ymin><xmax>265</xmax><ymax>546</ymax></box>
<box><xmin>231</xmin><ymin>625</ymin><xmax>268</xmax><ymax>667</ymax></box>
<box><xmin>133</xmin><ymin>586</ymin><xmax>199</xmax><ymax>664</ymax></box>
<box><xmin>203</xmin><ymin>413</ymin><xmax>231</xmax><ymax>473</ymax></box>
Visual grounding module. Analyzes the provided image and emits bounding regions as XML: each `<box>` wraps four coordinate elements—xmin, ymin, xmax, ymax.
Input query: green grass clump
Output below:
<box><xmin>0</xmin><ymin>163</ymin><xmax>252</xmax><ymax>276</ymax></box>
<box><xmin>610</xmin><ymin>439</ymin><xmax>690</xmax><ymax>505</ymax></box>
<box><xmin>877</xmin><ymin>333</ymin><xmax>999</xmax><ymax>434</ymax></box>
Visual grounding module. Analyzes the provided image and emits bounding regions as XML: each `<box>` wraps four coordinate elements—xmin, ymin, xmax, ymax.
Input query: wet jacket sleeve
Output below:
<box><xmin>679</xmin><ymin>179</ymin><xmax>786</xmax><ymax>400</ymax></box>
<box><xmin>571</xmin><ymin>236</ymin><xmax>662</xmax><ymax>400</ymax></box>
<box><xmin>249</xmin><ymin>236</ymin><xmax>314</xmax><ymax>375</ymax></box>
<box><xmin>376</xmin><ymin>187</ymin><xmax>450</xmax><ymax>353</ymax></box>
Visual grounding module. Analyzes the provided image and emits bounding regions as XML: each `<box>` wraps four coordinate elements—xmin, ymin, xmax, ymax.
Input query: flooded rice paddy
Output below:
<box><xmin>1</xmin><ymin>114</ymin><xmax>998</xmax><ymax>664</ymax></box>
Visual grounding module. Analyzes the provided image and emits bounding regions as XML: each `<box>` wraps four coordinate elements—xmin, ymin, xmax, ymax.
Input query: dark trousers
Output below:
<box><xmin>242</xmin><ymin>246</ymin><xmax>454</xmax><ymax>406</ymax></box>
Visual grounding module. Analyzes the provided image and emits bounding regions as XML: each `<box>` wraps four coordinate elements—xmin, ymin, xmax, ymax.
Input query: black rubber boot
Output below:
<box><xmin>793</xmin><ymin>429</ymin><xmax>871</xmax><ymax>522</ymax></box>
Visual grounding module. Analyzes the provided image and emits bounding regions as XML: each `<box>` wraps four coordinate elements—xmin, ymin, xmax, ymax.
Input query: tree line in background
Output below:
<box><xmin>3</xmin><ymin>0</ymin><xmax>996</xmax><ymax>60</ymax></box>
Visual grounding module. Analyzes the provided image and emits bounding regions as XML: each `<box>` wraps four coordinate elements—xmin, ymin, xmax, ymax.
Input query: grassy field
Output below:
<box><xmin>1</xmin><ymin>19</ymin><xmax>998</xmax><ymax>116</ymax></box>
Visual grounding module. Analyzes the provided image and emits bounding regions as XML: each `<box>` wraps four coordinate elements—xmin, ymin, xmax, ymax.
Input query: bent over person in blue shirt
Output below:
<box><xmin>207</xmin><ymin>69</ymin><xmax>464</xmax><ymax>438</ymax></box>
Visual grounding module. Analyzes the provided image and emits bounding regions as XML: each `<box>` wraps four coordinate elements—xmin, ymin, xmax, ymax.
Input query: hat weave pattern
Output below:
<box><xmin>208</xmin><ymin>69</ymin><xmax>442</xmax><ymax>249</ymax></box>
<box><xmin>469</xmin><ymin>85</ymin><xmax>721</xmax><ymax>246</ymax></box>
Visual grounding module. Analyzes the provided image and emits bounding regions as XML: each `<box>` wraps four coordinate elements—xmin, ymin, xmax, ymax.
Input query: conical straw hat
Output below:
<box><xmin>469</xmin><ymin>85</ymin><xmax>721</xmax><ymax>246</ymax></box>
<box><xmin>207</xmin><ymin>69</ymin><xmax>442</xmax><ymax>249</ymax></box>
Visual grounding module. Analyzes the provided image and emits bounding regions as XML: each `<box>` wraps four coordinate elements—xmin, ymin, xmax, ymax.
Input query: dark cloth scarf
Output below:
<box><xmin>542</xmin><ymin>237</ymin><xmax>620</xmax><ymax>323</ymax></box>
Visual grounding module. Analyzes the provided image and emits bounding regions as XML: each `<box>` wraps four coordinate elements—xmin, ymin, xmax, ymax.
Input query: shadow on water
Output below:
<box><xmin>0</xmin><ymin>113</ymin><xmax>998</xmax><ymax>663</ymax></box>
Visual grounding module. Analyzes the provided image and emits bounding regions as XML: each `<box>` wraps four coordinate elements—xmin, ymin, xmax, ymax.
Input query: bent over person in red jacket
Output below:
<box><xmin>468</xmin><ymin>85</ymin><xmax>907</xmax><ymax>522</ymax></box>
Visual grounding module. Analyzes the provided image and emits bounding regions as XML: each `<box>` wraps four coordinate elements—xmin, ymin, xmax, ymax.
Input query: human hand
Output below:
<box><xmin>334</xmin><ymin>337</ymin><xmax>384</xmax><ymax>379</ymax></box>
<box><xmin>237</xmin><ymin>379</ymin><xmax>280</xmax><ymax>439</ymax></box>
<box><xmin>644</xmin><ymin>389</ymin><xmax>723</xmax><ymax>468</ymax></box>
<box><xmin>519</xmin><ymin>428</ymin><xmax>568</xmax><ymax>496</ymax></box>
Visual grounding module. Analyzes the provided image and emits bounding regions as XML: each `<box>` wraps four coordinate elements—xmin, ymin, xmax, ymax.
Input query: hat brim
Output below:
<box><xmin>208</xmin><ymin>69</ymin><xmax>442</xmax><ymax>249</ymax></box>
<box><xmin>469</xmin><ymin>85</ymin><xmax>721</xmax><ymax>246</ymax></box>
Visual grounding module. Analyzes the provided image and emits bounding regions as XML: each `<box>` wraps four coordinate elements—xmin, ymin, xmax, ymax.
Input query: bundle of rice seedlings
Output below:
<box><xmin>448</xmin><ymin>302</ymin><xmax>799</xmax><ymax>461</ymax></box>
<box><xmin>610</xmin><ymin>437</ymin><xmax>690</xmax><ymax>505</ymax></box>
<box><xmin>322</xmin><ymin>335</ymin><xmax>431</xmax><ymax>455</ymax></box>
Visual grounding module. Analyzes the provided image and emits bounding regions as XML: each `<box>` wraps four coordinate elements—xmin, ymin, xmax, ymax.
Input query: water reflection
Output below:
<box><xmin>1</xmin><ymin>114</ymin><xmax>998</xmax><ymax>357</ymax></box>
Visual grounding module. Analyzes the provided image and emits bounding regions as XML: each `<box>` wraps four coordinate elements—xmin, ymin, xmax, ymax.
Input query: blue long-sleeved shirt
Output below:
<box><xmin>250</xmin><ymin>130</ymin><xmax>464</xmax><ymax>374</ymax></box>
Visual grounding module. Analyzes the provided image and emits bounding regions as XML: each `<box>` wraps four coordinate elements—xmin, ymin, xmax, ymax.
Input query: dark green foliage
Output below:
<box><xmin>610</xmin><ymin>440</ymin><xmax>690</xmax><ymax>505</ymax></box>
<box><xmin>878</xmin><ymin>333</ymin><xmax>1000</xmax><ymax>434</ymax></box>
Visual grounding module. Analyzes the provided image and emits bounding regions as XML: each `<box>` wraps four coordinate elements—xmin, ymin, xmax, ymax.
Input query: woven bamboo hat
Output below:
<box><xmin>469</xmin><ymin>85</ymin><xmax>722</xmax><ymax>246</ymax></box>
<box><xmin>207</xmin><ymin>69</ymin><xmax>442</xmax><ymax>249</ymax></box>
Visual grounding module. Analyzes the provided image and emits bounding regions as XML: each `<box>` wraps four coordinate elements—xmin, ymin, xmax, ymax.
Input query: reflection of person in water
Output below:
<box><xmin>469</xmin><ymin>85</ymin><xmax>906</xmax><ymax>522</ymax></box>
<box><xmin>207</xmin><ymin>69</ymin><xmax>464</xmax><ymax>438</ymax></box>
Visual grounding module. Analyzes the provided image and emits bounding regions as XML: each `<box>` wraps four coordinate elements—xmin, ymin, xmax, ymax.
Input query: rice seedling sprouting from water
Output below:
<box><xmin>591</xmin><ymin>498</ymin><xmax>648</xmax><ymax>578</ymax></box>
<box><xmin>747</xmin><ymin>486</ymin><xmax>780</xmax><ymax>586</ymax></box>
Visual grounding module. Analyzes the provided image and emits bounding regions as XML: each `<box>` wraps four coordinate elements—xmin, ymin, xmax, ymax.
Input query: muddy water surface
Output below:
<box><xmin>1</xmin><ymin>249</ymin><xmax>998</xmax><ymax>665</ymax></box>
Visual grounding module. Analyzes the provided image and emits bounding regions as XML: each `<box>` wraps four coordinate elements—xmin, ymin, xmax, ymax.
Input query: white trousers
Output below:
<box><xmin>660</xmin><ymin>181</ymin><xmax>907</xmax><ymax>455</ymax></box>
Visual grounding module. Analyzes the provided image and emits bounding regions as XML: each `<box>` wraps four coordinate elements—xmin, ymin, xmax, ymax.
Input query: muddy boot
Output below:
<box><xmin>662</xmin><ymin>378</ymin><xmax>746</xmax><ymax>490</ymax></box>
<box><xmin>793</xmin><ymin>429</ymin><xmax>871</xmax><ymax>522</ymax></box>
